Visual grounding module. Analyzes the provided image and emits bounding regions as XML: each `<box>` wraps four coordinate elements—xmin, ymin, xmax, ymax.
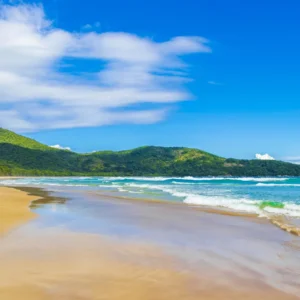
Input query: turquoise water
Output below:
<box><xmin>2</xmin><ymin>176</ymin><xmax>300</xmax><ymax>218</ymax></box>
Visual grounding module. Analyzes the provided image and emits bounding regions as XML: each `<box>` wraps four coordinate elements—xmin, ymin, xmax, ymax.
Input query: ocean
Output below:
<box><xmin>2</xmin><ymin>176</ymin><xmax>300</xmax><ymax>218</ymax></box>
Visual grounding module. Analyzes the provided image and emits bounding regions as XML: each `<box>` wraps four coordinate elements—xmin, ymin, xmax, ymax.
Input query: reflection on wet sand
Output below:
<box><xmin>16</xmin><ymin>186</ymin><xmax>67</xmax><ymax>209</ymax></box>
<box><xmin>1</xmin><ymin>230</ymin><xmax>298</xmax><ymax>300</ymax></box>
<box><xmin>0</xmin><ymin>187</ymin><xmax>299</xmax><ymax>299</ymax></box>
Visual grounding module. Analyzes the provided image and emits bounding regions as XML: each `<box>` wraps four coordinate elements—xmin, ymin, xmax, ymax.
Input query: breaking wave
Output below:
<box><xmin>1</xmin><ymin>176</ymin><xmax>300</xmax><ymax>219</ymax></box>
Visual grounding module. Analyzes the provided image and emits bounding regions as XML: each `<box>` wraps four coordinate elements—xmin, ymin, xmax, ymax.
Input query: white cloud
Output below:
<box><xmin>0</xmin><ymin>3</ymin><xmax>211</xmax><ymax>132</ymax></box>
<box><xmin>0</xmin><ymin>110</ymin><xmax>35</xmax><ymax>131</ymax></box>
<box><xmin>255</xmin><ymin>153</ymin><xmax>275</xmax><ymax>160</ymax></box>
<box><xmin>50</xmin><ymin>144</ymin><xmax>72</xmax><ymax>151</ymax></box>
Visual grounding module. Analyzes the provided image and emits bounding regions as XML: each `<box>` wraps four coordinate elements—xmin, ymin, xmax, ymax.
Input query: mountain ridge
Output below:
<box><xmin>1</xmin><ymin>128</ymin><xmax>300</xmax><ymax>176</ymax></box>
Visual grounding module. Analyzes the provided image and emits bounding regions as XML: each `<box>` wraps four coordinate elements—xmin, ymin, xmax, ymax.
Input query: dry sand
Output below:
<box><xmin>0</xmin><ymin>187</ymin><xmax>39</xmax><ymax>235</ymax></box>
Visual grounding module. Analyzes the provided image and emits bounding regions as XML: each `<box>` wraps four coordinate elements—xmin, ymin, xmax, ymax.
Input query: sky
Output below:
<box><xmin>0</xmin><ymin>0</ymin><xmax>299</xmax><ymax>162</ymax></box>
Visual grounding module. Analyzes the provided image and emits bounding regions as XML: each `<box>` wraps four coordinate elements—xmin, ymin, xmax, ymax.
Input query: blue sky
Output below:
<box><xmin>0</xmin><ymin>0</ymin><xmax>300</xmax><ymax>161</ymax></box>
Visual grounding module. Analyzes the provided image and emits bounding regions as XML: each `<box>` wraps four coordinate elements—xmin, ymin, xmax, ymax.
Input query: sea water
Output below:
<box><xmin>2</xmin><ymin>176</ymin><xmax>300</xmax><ymax>218</ymax></box>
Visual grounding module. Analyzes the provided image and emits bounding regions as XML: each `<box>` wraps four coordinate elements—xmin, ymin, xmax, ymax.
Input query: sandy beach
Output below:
<box><xmin>0</xmin><ymin>186</ymin><xmax>299</xmax><ymax>299</ymax></box>
<box><xmin>0</xmin><ymin>0</ymin><xmax>299</xmax><ymax>298</ymax></box>
<box><xmin>0</xmin><ymin>187</ymin><xmax>38</xmax><ymax>235</ymax></box>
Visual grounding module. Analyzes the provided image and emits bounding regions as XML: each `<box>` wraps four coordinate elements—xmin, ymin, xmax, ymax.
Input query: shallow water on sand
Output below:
<box><xmin>0</xmin><ymin>187</ymin><xmax>300</xmax><ymax>299</ymax></box>
<box><xmin>3</xmin><ymin>176</ymin><xmax>300</xmax><ymax>219</ymax></box>
<box><xmin>3</xmin><ymin>176</ymin><xmax>300</xmax><ymax>235</ymax></box>
<box><xmin>0</xmin><ymin>177</ymin><xmax>300</xmax><ymax>217</ymax></box>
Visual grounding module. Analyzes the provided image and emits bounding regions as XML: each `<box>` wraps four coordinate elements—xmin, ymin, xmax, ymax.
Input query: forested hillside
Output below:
<box><xmin>1</xmin><ymin>128</ymin><xmax>300</xmax><ymax>176</ymax></box>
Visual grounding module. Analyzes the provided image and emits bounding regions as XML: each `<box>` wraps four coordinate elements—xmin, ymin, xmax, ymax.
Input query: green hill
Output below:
<box><xmin>1</xmin><ymin>128</ymin><xmax>300</xmax><ymax>176</ymax></box>
<box><xmin>0</xmin><ymin>128</ymin><xmax>56</xmax><ymax>151</ymax></box>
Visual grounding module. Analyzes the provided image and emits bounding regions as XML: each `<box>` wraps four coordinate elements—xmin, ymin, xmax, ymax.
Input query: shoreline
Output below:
<box><xmin>0</xmin><ymin>187</ymin><xmax>40</xmax><ymax>236</ymax></box>
<box><xmin>2</xmin><ymin>179</ymin><xmax>300</xmax><ymax>236</ymax></box>
<box><xmin>91</xmin><ymin>190</ymin><xmax>300</xmax><ymax>236</ymax></box>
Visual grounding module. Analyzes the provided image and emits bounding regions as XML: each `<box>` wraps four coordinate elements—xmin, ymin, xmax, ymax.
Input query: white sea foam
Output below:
<box><xmin>66</xmin><ymin>176</ymin><xmax>290</xmax><ymax>182</ymax></box>
<box><xmin>0</xmin><ymin>176</ymin><xmax>289</xmax><ymax>187</ymax></box>
<box><xmin>263</xmin><ymin>207</ymin><xmax>300</xmax><ymax>217</ymax></box>
<box><xmin>183</xmin><ymin>194</ymin><xmax>300</xmax><ymax>217</ymax></box>
<box><xmin>285</xmin><ymin>203</ymin><xmax>300</xmax><ymax>211</ymax></box>
<box><xmin>180</xmin><ymin>177</ymin><xmax>288</xmax><ymax>182</ymax></box>
<box><xmin>171</xmin><ymin>181</ymin><xmax>205</xmax><ymax>185</ymax></box>
<box><xmin>125</xmin><ymin>183</ymin><xmax>172</xmax><ymax>194</ymax></box>
<box><xmin>125</xmin><ymin>183</ymin><xmax>262</xmax><ymax>214</ymax></box>
<box><xmin>0</xmin><ymin>180</ymin><xmax>87</xmax><ymax>187</ymax></box>
<box><xmin>223</xmin><ymin>177</ymin><xmax>287</xmax><ymax>182</ymax></box>
<box><xmin>183</xmin><ymin>194</ymin><xmax>261</xmax><ymax>214</ymax></box>
<box><xmin>103</xmin><ymin>177</ymin><xmax>176</xmax><ymax>181</ymax></box>
<box><xmin>125</xmin><ymin>182</ymin><xmax>300</xmax><ymax>217</ymax></box>
<box><xmin>97</xmin><ymin>184</ymin><xmax>116</xmax><ymax>189</ymax></box>
<box><xmin>0</xmin><ymin>180</ymin><xmax>31</xmax><ymax>185</ymax></box>
<box><xmin>256</xmin><ymin>183</ymin><xmax>300</xmax><ymax>187</ymax></box>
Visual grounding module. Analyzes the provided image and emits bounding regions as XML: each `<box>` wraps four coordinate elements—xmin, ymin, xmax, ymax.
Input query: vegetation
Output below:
<box><xmin>1</xmin><ymin>128</ymin><xmax>300</xmax><ymax>176</ymax></box>
<box><xmin>0</xmin><ymin>128</ymin><xmax>56</xmax><ymax>151</ymax></box>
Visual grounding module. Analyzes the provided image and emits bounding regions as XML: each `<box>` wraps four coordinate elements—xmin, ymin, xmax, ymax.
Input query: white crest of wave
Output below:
<box><xmin>103</xmin><ymin>177</ymin><xmax>176</xmax><ymax>181</ymax></box>
<box><xmin>223</xmin><ymin>177</ymin><xmax>287</xmax><ymax>182</ymax></box>
<box><xmin>124</xmin><ymin>182</ymin><xmax>300</xmax><ymax>218</ymax></box>
<box><xmin>171</xmin><ymin>181</ymin><xmax>200</xmax><ymax>185</ymax></box>
<box><xmin>184</xmin><ymin>195</ymin><xmax>300</xmax><ymax>217</ymax></box>
<box><xmin>256</xmin><ymin>183</ymin><xmax>300</xmax><ymax>187</ymax></box>
<box><xmin>184</xmin><ymin>195</ymin><xmax>261</xmax><ymax>214</ymax></box>
<box><xmin>104</xmin><ymin>176</ymin><xmax>288</xmax><ymax>182</ymax></box>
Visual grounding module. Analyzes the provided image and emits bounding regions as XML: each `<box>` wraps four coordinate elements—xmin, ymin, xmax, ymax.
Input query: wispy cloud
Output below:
<box><xmin>208</xmin><ymin>81</ymin><xmax>223</xmax><ymax>85</ymax></box>
<box><xmin>82</xmin><ymin>21</ymin><xmax>101</xmax><ymax>31</ymax></box>
<box><xmin>255</xmin><ymin>153</ymin><xmax>275</xmax><ymax>160</ymax></box>
<box><xmin>82</xmin><ymin>23</ymin><xmax>92</xmax><ymax>30</ymax></box>
<box><xmin>0</xmin><ymin>3</ymin><xmax>211</xmax><ymax>132</ymax></box>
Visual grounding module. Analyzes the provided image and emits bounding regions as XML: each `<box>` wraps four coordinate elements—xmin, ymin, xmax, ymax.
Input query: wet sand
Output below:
<box><xmin>0</xmin><ymin>187</ymin><xmax>39</xmax><ymax>235</ymax></box>
<box><xmin>1</xmin><ymin>231</ymin><xmax>298</xmax><ymax>300</ymax></box>
<box><xmin>0</xmin><ymin>187</ymin><xmax>299</xmax><ymax>299</ymax></box>
<box><xmin>87</xmin><ymin>190</ymin><xmax>300</xmax><ymax>237</ymax></box>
